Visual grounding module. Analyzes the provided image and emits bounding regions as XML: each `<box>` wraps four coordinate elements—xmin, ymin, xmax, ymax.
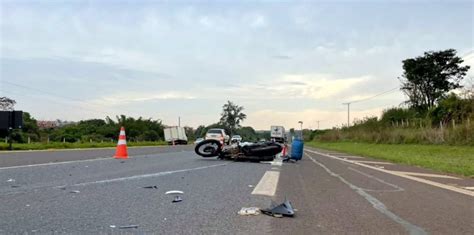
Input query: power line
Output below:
<box><xmin>348</xmin><ymin>87</ymin><xmax>399</xmax><ymax>104</ymax></box>
<box><xmin>342</xmin><ymin>87</ymin><xmax>400</xmax><ymax>127</ymax></box>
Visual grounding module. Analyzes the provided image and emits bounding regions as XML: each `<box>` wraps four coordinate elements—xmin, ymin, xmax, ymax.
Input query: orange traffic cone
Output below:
<box><xmin>114</xmin><ymin>126</ymin><xmax>128</xmax><ymax>159</ymax></box>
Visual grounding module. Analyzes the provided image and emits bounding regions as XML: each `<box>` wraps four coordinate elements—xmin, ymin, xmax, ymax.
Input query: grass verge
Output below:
<box><xmin>0</xmin><ymin>141</ymin><xmax>168</xmax><ymax>151</ymax></box>
<box><xmin>306</xmin><ymin>141</ymin><xmax>474</xmax><ymax>178</ymax></box>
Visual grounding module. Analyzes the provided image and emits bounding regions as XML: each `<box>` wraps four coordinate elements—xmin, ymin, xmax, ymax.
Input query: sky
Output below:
<box><xmin>1</xmin><ymin>0</ymin><xmax>473</xmax><ymax>130</ymax></box>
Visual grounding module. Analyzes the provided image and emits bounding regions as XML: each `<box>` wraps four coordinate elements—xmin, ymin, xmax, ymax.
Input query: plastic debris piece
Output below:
<box><xmin>261</xmin><ymin>199</ymin><xmax>295</xmax><ymax>217</ymax></box>
<box><xmin>237</xmin><ymin>207</ymin><xmax>260</xmax><ymax>216</ymax></box>
<box><xmin>165</xmin><ymin>190</ymin><xmax>184</xmax><ymax>195</ymax></box>
<box><xmin>26</xmin><ymin>204</ymin><xmax>30</xmax><ymax>207</ymax></box>
<box><xmin>11</xmin><ymin>185</ymin><xmax>20</xmax><ymax>188</ymax></box>
<box><xmin>7</xmin><ymin>178</ymin><xmax>15</xmax><ymax>182</ymax></box>
<box><xmin>69</xmin><ymin>190</ymin><xmax>80</xmax><ymax>194</ymax></box>
<box><xmin>248</xmin><ymin>185</ymin><xmax>254</xmax><ymax>188</ymax></box>
<box><xmin>143</xmin><ymin>186</ymin><xmax>158</xmax><ymax>189</ymax></box>
<box><xmin>273</xmin><ymin>214</ymin><xmax>283</xmax><ymax>218</ymax></box>
<box><xmin>119</xmin><ymin>225</ymin><xmax>138</xmax><ymax>229</ymax></box>
<box><xmin>172</xmin><ymin>196</ymin><xmax>183</xmax><ymax>203</ymax></box>
<box><xmin>109</xmin><ymin>225</ymin><xmax>116</xmax><ymax>228</ymax></box>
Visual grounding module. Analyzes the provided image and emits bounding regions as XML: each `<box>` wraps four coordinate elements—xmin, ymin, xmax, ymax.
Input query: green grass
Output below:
<box><xmin>0</xmin><ymin>141</ymin><xmax>168</xmax><ymax>151</ymax></box>
<box><xmin>306</xmin><ymin>141</ymin><xmax>474</xmax><ymax>177</ymax></box>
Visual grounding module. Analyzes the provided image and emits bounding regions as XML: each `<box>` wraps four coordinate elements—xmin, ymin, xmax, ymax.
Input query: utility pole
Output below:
<box><xmin>342</xmin><ymin>103</ymin><xmax>351</xmax><ymax>127</ymax></box>
<box><xmin>316</xmin><ymin>120</ymin><xmax>320</xmax><ymax>130</ymax></box>
<box><xmin>178</xmin><ymin>116</ymin><xmax>181</xmax><ymax>127</ymax></box>
<box><xmin>298</xmin><ymin>121</ymin><xmax>303</xmax><ymax>139</ymax></box>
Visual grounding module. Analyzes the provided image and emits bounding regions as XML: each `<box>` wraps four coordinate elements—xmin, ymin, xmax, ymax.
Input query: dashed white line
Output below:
<box><xmin>252</xmin><ymin>171</ymin><xmax>280</xmax><ymax>196</ymax></box>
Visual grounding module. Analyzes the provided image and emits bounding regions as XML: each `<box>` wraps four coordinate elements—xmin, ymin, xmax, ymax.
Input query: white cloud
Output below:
<box><xmin>92</xmin><ymin>92</ymin><xmax>197</xmax><ymax>106</ymax></box>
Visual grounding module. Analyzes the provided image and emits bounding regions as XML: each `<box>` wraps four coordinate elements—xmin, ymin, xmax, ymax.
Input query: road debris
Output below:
<box><xmin>109</xmin><ymin>225</ymin><xmax>116</xmax><ymax>228</ymax></box>
<box><xmin>237</xmin><ymin>207</ymin><xmax>260</xmax><ymax>216</ymax></box>
<box><xmin>119</xmin><ymin>225</ymin><xmax>138</xmax><ymax>229</ymax></box>
<box><xmin>11</xmin><ymin>185</ymin><xmax>20</xmax><ymax>188</ymax></box>
<box><xmin>6</xmin><ymin>178</ymin><xmax>15</xmax><ymax>182</ymax></box>
<box><xmin>261</xmin><ymin>199</ymin><xmax>295</xmax><ymax>217</ymax></box>
<box><xmin>172</xmin><ymin>196</ymin><xmax>183</xmax><ymax>203</ymax></box>
<box><xmin>69</xmin><ymin>190</ymin><xmax>80</xmax><ymax>194</ymax></box>
<box><xmin>165</xmin><ymin>190</ymin><xmax>184</xmax><ymax>195</ymax></box>
<box><xmin>143</xmin><ymin>186</ymin><xmax>158</xmax><ymax>189</ymax></box>
<box><xmin>248</xmin><ymin>185</ymin><xmax>254</xmax><ymax>188</ymax></box>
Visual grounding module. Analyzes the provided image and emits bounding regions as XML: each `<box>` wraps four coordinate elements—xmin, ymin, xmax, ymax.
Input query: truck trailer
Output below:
<box><xmin>164</xmin><ymin>126</ymin><xmax>188</xmax><ymax>145</ymax></box>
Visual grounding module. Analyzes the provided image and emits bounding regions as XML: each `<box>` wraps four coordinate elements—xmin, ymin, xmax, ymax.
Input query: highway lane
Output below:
<box><xmin>0</xmin><ymin>145</ymin><xmax>192</xmax><ymax>168</ymax></box>
<box><xmin>0</xmin><ymin>147</ymin><xmax>275</xmax><ymax>234</ymax></box>
<box><xmin>1</xmin><ymin>145</ymin><xmax>473</xmax><ymax>234</ymax></box>
<box><xmin>272</xmin><ymin>147</ymin><xmax>474</xmax><ymax>234</ymax></box>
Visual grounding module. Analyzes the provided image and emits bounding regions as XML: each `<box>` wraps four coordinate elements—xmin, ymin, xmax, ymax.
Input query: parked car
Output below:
<box><xmin>194</xmin><ymin>137</ymin><xmax>204</xmax><ymax>144</ymax></box>
<box><xmin>230</xmin><ymin>135</ymin><xmax>242</xmax><ymax>143</ymax></box>
<box><xmin>205</xmin><ymin>128</ymin><xmax>229</xmax><ymax>144</ymax></box>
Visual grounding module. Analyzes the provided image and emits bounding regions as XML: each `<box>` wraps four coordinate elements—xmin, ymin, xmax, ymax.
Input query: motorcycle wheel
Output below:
<box><xmin>194</xmin><ymin>139</ymin><xmax>223</xmax><ymax>157</ymax></box>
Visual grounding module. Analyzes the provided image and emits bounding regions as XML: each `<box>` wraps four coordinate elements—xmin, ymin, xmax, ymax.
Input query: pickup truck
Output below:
<box><xmin>205</xmin><ymin>128</ymin><xmax>230</xmax><ymax>144</ymax></box>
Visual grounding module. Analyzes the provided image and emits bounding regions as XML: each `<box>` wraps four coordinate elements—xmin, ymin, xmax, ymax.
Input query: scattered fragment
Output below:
<box><xmin>143</xmin><ymin>186</ymin><xmax>158</xmax><ymax>189</ymax></box>
<box><xmin>109</xmin><ymin>225</ymin><xmax>116</xmax><ymax>228</ymax></box>
<box><xmin>85</xmin><ymin>166</ymin><xmax>89</xmax><ymax>168</ymax></box>
<box><xmin>26</xmin><ymin>204</ymin><xmax>30</xmax><ymax>207</ymax></box>
<box><xmin>11</xmin><ymin>185</ymin><xmax>20</xmax><ymax>188</ymax></box>
<box><xmin>377</xmin><ymin>166</ymin><xmax>385</xmax><ymax>169</ymax></box>
<box><xmin>165</xmin><ymin>190</ymin><xmax>184</xmax><ymax>195</ymax></box>
<box><xmin>119</xmin><ymin>225</ymin><xmax>138</xmax><ymax>229</ymax></box>
<box><xmin>120</xmin><ymin>161</ymin><xmax>125</xmax><ymax>163</ymax></box>
<box><xmin>69</xmin><ymin>190</ymin><xmax>80</xmax><ymax>194</ymax></box>
<box><xmin>6</xmin><ymin>178</ymin><xmax>15</xmax><ymax>182</ymax></box>
<box><xmin>248</xmin><ymin>185</ymin><xmax>254</xmax><ymax>188</ymax></box>
<box><xmin>272</xmin><ymin>214</ymin><xmax>283</xmax><ymax>218</ymax></box>
<box><xmin>261</xmin><ymin>199</ymin><xmax>295</xmax><ymax>217</ymax></box>
<box><xmin>237</xmin><ymin>207</ymin><xmax>260</xmax><ymax>216</ymax></box>
<box><xmin>172</xmin><ymin>196</ymin><xmax>183</xmax><ymax>203</ymax></box>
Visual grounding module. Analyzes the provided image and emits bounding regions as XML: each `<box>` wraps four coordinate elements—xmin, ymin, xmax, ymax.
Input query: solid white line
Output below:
<box><xmin>352</xmin><ymin>160</ymin><xmax>393</xmax><ymax>165</ymax></box>
<box><xmin>0</xmin><ymin>145</ymin><xmax>169</xmax><ymax>154</ymax></box>
<box><xmin>306</xmin><ymin>154</ymin><xmax>426</xmax><ymax>235</ymax></box>
<box><xmin>0</xmin><ymin>157</ymin><xmax>112</xmax><ymax>170</ymax></box>
<box><xmin>68</xmin><ymin>163</ymin><xmax>227</xmax><ymax>187</ymax></box>
<box><xmin>0</xmin><ymin>151</ymin><xmax>194</xmax><ymax>170</ymax></box>
<box><xmin>305</xmin><ymin>149</ymin><xmax>474</xmax><ymax>197</ymax></box>
<box><xmin>389</xmin><ymin>171</ymin><xmax>461</xmax><ymax>179</ymax></box>
<box><xmin>252</xmin><ymin>171</ymin><xmax>280</xmax><ymax>196</ymax></box>
<box><xmin>463</xmin><ymin>187</ymin><xmax>474</xmax><ymax>190</ymax></box>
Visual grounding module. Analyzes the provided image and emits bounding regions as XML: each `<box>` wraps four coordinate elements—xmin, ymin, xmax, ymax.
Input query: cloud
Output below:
<box><xmin>271</xmin><ymin>55</ymin><xmax>292</xmax><ymax>60</ymax></box>
<box><xmin>92</xmin><ymin>92</ymin><xmax>197</xmax><ymax>106</ymax></box>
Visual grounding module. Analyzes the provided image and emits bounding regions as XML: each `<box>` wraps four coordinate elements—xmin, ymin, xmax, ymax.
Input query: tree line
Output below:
<box><xmin>0</xmin><ymin>99</ymin><xmax>266</xmax><ymax>143</ymax></box>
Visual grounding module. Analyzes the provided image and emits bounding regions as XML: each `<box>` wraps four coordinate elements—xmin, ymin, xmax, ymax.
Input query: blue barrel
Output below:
<box><xmin>291</xmin><ymin>139</ymin><xmax>304</xmax><ymax>160</ymax></box>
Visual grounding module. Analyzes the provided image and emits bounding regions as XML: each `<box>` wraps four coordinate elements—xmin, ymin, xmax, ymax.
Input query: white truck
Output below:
<box><xmin>164</xmin><ymin>126</ymin><xmax>188</xmax><ymax>145</ymax></box>
<box><xmin>270</xmin><ymin>126</ymin><xmax>286</xmax><ymax>143</ymax></box>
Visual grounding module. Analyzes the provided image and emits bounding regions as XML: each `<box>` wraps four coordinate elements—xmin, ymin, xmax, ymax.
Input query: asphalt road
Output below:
<box><xmin>0</xmin><ymin>146</ymin><xmax>473</xmax><ymax>234</ymax></box>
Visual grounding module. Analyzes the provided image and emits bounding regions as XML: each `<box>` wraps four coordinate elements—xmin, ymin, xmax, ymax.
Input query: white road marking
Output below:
<box><xmin>0</xmin><ymin>151</ymin><xmax>193</xmax><ymax>170</ymax></box>
<box><xmin>348</xmin><ymin>167</ymin><xmax>404</xmax><ymax>192</ymax></box>
<box><xmin>463</xmin><ymin>187</ymin><xmax>474</xmax><ymax>190</ymax></box>
<box><xmin>0</xmin><ymin>145</ymin><xmax>167</xmax><ymax>154</ymax></box>
<box><xmin>67</xmin><ymin>163</ymin><xmax>227</xmax><ymax>187</ymax></box>
<box><xmin>306</xmin><ymin>154</ymin><xmax>426</xmax><ymax>235</ymax></box>
<box><xmin>0</xmin><ymin>157</ymin><xmax>113</xmax><ymax>170</ymax></box>
<box><xmin>71</xmin><ymin>163</ymin><xmax>227</xmax><ymax>186</ymax></box>
<box><xmin>352</xmin><ymin>160</ymin><xmax>394</xmax><ymax>165</ymax></box>
<box><xmin>389</xmin><ymin>171</ymin><xmax>461</xmax><ymax>179</ymax></box>
<box><xmin>305</xmin><ymin>149</ymin><xmax>474</xmax><ymax>197</ymax></box>
<box><xmin>252</xmin><ymin>171</ymin><xmax>280</xmax><ymax>196</ymax></box>
<box><xmin>340</xmin><ymin>156</ymin><xmax>364</xmax><ymax>159</ymax></box>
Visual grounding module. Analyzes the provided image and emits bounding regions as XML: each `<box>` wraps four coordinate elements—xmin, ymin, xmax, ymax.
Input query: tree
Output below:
<box><xmin>400</xmin><ymin>49</ymin><xmax>470</xmax><ymax>112</ymax></box>
<box><xmin>219</xmin><ymin>101</ymin><xmax>247</xmax><ymax>134</ymax></box>
<box><xmin>0</xmin><ymin>97</ymin><xmax>16</xmax><ymax>111</ymax></box>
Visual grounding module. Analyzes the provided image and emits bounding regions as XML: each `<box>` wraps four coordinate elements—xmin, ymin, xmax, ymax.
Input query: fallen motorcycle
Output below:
<box><xmin>194</xmin><ymin>139</ymin><xmax>283</xmax><ymax>161</ymax></box>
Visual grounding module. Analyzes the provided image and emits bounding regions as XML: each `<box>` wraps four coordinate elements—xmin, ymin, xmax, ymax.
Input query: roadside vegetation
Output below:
<box><xmin>0</xmin><ymin>99</ymin><xmax>267</xmax><ymax>150</ymax></box>
<box><xmin>306</xmin><ymin>49</ymin><xmax>473</xmax><ymax>176</ymax></box>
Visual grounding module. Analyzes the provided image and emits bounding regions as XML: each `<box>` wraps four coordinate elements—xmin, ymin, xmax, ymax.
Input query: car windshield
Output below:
<box><xmin>207</xmin><ymin>129</ymin><xmax>222</xmax><ymax>134</ymax></box>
